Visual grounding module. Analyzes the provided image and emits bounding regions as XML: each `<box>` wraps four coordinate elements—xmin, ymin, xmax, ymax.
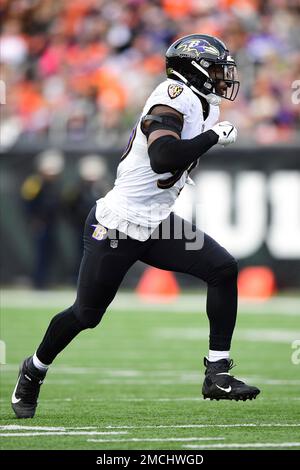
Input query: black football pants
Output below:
<box><xmin>37</xmin><ymin>205</ymin><xmax>238</xmax><ymax>364</ymax></box>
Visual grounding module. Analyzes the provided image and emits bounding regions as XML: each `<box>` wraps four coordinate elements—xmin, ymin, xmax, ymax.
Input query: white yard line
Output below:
<box><xmin>0</xmin><ymin>425</ymin><xmax>97</xmax><ymax>431</ymax></box>
<box><xmin>94</xmin><ymin>378</ymin><xmax>300</xmax><ymax>385</ymax></box>
<box><xmin>87</xmin><ymin>437</ymin><xmax>225</xmax><ymax>443</ymax></box>
<box><xmin>2</xmin><ymin>365</ymin><xmax>300</xmax><ymax>386</ymax></box>
<box><xmin>1</xmin><ymin>290</ymin><xmax>300</xmax><ymax>315</ymax></box>
<box><xmin>184</xmin><ymin>442</ymin><xmax>300</xmax><ymax>449</ymax></box>
<box><xmin>1</xmin><ymin>423</ymin><xmax>299</xmax><ymax>442</ymax></box>
<box><xmin>95</xmin><ymin>379</ymin><xmax>201</xmax><ymax>385</ymax></box>
<box><xmin>37</xmin><ymin>396</ymin><xmax>300</xmax><ymax>402</ymax></box>
<box><xmin>1</xmin><ymin>424</ymin><xmax>299</xmax><ymax>433</ymax></box>
<box><xmin>0</xmin><ymin>431</ymin><xmax>127</xmax><ymax>437</ymax></box>
<box><xmin>104</xmin><ymin>423</ymin><xmax>300</xmax><ymax>429</ymax></box>
<box><xmin>116</xmin><ymin>397</ymin><xmax>204</xmax><ymax>402</ymax></box>
<box><xmin>2</xmin><ymin>397</ymin><xmax>300</xmax><ymax>404</ymax></box>
<box><xmin>4</xmin><ymin>423</ymin><xmax>300</xmax><ymax>435</ymax></box>
<box><xmin>91</xmin><ymin>396</ymin><xmax>300</xmax><ymax>402</ymax></box>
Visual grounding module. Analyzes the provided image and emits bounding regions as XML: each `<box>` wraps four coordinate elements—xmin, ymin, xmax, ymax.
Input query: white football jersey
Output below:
<box><xmin>96</xmin><ymin>78</ymin><xmax>219</xmax><ymax>241</ymax></box>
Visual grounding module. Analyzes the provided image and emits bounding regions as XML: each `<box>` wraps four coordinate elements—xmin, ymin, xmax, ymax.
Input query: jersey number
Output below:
<box><xmin>121</xmin><ymin>123</ymin><xmax>138</xmax><ymax>161</ymax></box>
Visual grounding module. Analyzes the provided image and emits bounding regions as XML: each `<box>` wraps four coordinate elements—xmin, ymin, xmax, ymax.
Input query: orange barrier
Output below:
<box><xmin>238</xmin><ymin>266</ymin><xmax>276</xmax><ymax>300</ymax></box>
<box><xmin>136</xmin><ymin>267</ymin><xmax>180</xmax><ymax>302</ymax></box>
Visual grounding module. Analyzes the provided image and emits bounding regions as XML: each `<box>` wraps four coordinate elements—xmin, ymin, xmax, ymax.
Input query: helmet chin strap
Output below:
<box><xmin>171</xmin><ymin>70</ymin><xmax>221</xmax><ymax>106</ymax></box>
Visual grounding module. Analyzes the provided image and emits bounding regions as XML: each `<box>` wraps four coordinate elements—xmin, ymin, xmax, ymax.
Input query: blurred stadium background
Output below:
<box><xmin>0</xmin><ymin>0</ymin><xmax>300</xmax><ymax>290</ymax></box>
<box><xmin>1</xmin><ymin>0</ymin><xmax>300</xmax><ymax>451</ymax></box>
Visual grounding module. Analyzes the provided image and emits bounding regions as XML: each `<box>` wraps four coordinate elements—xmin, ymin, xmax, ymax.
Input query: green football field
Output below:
<box><xmin>0</xmin><ymin>290</ymin><xmax>300</xmax><ymax>450</ymax></box>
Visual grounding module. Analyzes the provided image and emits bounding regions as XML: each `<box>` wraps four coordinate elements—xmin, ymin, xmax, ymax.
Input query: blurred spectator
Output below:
<box><xmin>1</xmin><ymin>0</ymin><xmax>299</xmax><ymax>146</ymax></box>
<box><xmin>62</xmin><ymin>154</ymin><xmax>111</xmax><ymax>276</ymax></box>
<box><xmin>0</xmin><ymin>19</ymin><xmax>28</xmax><ymax>66</ymax></box>
<box><xmin>20</xmin><ymin>149</ymin><xmax>64</xmax><ymax>289</ymax></box>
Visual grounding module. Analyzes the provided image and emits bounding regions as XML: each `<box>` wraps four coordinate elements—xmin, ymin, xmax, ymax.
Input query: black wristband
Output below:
<box><xmin>148</xmin><ymin>129</ymin><xmax>218</xmax><ymax>174</ymax></box>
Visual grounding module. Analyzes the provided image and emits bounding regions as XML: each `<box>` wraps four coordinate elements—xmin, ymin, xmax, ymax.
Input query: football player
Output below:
<box><xmin>12</xmin><ymin>34</ymin><xmax>260</xmax><ymax>419</ymax></box>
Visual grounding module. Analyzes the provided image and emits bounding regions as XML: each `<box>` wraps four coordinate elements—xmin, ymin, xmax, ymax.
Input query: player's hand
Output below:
<box><xmin>211</xmin><ymin>121</ymin><xmax>237</xmax><ymax>146</ymax></box>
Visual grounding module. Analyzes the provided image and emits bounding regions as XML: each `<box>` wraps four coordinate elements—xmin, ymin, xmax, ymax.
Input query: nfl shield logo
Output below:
<box><xmin>168</xmin><ymin>84</ymin><xmax>183</xmax><ymax>99</ymax></box>
<box><xmin>110</xmin><ymin>240</ymin><xmax>118</xmax><ymax>249</ymax></box>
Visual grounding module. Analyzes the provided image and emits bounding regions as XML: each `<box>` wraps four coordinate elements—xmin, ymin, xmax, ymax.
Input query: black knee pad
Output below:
<box><xmin>73</xmin><ymin>304</ymin><xmax>106</xmax><ymax>329</ymax></box>
<box><xmin>208</xmin><ymin>258</ymin><xmax>238</xmax><ymax>287</ymax></box>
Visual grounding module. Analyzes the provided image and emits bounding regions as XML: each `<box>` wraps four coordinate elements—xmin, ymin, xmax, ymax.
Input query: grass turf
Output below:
<box><xmin>0</xmin><ymin>293</ymin><xmax>300</xmax><ymax>450</ymax></box>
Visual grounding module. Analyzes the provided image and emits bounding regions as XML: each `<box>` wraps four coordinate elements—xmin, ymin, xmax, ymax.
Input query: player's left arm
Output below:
<box><xmin>143</xmin><ymin>105</ymin><xmax>237</xmax><ymax>174</ymax></box>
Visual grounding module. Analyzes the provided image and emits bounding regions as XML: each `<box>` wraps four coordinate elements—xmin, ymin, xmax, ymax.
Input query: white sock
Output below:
<box><xmin>32</xmin><ymin>352</ymin><xmax>49</xmax><ymax>372</ymax></box>
<box><xmin>208</xmin><ymin>350</ymin><xmax>230</xmax><ymax>362</ymax></box>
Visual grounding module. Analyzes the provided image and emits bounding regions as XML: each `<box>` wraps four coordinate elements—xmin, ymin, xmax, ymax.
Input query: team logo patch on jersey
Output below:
<box><xmin>168</xmin><ymin>84</ymin><xmax>183</xmax><ymax>99</ymax></box>
<box><xmin>91</xmin><ymin>224</ymin><xmax>107</xmax><ymax>241</ymax></box>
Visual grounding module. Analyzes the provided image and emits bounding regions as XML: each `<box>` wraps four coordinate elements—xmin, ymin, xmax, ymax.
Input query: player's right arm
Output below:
<box><xmin>143</xmin><ymin>105</ymin><xmax>237</xmax><ymax>174</ymax></box>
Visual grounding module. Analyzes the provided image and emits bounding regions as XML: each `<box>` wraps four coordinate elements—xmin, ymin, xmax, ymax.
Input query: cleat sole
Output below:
<box><xmin>202</xmin><ymin>392</ymin><xmax>260</xmax><ymax>402</ymax></box>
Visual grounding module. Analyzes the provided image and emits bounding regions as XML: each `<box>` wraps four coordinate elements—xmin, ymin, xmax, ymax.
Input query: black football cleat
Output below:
<box><xmin>202</xmin><ymin>357</ymin><xmax>260</xmax><ymax>401</ymax></box>
<box><xmin>11</xmin><ymin>357</ymin><xmax>46</xmax><ymax>418</ymax></box>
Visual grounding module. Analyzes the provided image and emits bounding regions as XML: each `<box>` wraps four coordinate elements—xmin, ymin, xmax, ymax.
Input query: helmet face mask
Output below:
<box><xmin>207</xmin><ymin>61</ymin><xmax>240</xmax><ymax>101</ymax></box>
<box><xmin>166</xmin><ymin>34</ymin><xmax>240</xmax><ymax>102</ymax></box>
